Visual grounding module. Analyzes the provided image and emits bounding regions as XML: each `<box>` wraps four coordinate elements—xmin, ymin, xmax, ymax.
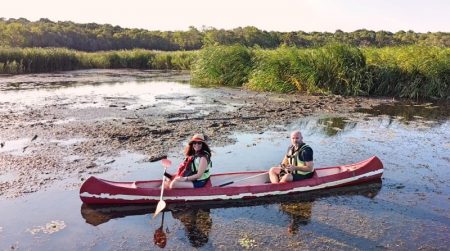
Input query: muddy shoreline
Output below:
<box><xmin>0</xmin><ymin>70</ymin><xmax>392</xmax><ymax>198</ymax></box>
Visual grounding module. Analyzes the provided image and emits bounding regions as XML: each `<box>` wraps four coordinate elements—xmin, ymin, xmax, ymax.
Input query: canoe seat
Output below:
<box><xmin>204</xmin><ymin>178</ymin><xmax>212</xmax><ymax>188</ymax></box>
<box><xmin>316</xmin><ymin>167</ymin><xmax>342</xmax><ymax>177</ymax></box>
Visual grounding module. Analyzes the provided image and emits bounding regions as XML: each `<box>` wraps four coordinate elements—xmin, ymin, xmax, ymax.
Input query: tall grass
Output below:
<box><xmin>245</xmin><ymin>46</ymin><xmax>317</xmax><ymax>93</ymax></box>
<box><xmin>1</xmin><ymin>45</ymin><xmax>449</xmax><ymax>100</ymax></box>
<box><xmin>190</xmin><ymin>45</ymin><xmax>252</xmax><ymax>87</ymax></box>
<box><xmin>363</xmin><ymin>46</ymin><xmax>450</xmax><ymax>99</ymax></box>
<box><xmin>311</xmin><ymin>44</ymin><xmax>367</xmax><ymax>96</ymax></box>
<box><xmin>246</xmin><ymin>44</ymin><xmax>366</xmax><ymax>95</ymax></box>
<box><xmin>151</xmin><ymin>51</ymin><xmax>198</xmax><ymax>70</ymax></box>
<box><xmin>0</xmin><ymin>47</ymin><xmax>196</xmax><ymax>74</ymax></box>
<box><xmin>0</xmin><ymin>47</ymin><xmax>80</xmax><ymax>73</ymax></box>
<box><xmin>194</xmin><ymin>44</ymin><xmax>449</xmax><ymax>100</ymax></box>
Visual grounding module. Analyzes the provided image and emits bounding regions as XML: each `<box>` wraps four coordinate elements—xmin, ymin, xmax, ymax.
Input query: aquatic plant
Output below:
<box><xmin>194</xmin><ymin>44</ymin><xmax>449</xmax><ymax>100</ymax></box>
<box><xmin>151</xmin><ymin>50</ymin><xmax>197</xmax><ymax>70</ymax></box>
<box><xmin>0</xmin><ymin>47</ymin><xmax>197</xmax><ymax>73</ymax></box>
<box><xmin>245</xmin><ymin>46</ymin><xmax>317</xmax><ymax>93</ymax></box>
<box><xmin>190</xmin><ymin>44</ymin><xmax>252</xmax><ymax>87</ymax></box>
<box><xmin>364</xmin><ymin>46</ymin><xmax>450</xmax><ymax>99</ymax></box>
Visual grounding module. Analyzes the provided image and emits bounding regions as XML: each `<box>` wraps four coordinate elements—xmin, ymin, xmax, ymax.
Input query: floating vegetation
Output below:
<box><xmin>238</xmin><ymin>234</ymin><xmax>258</xmax><ymax>249</ymax></box>
<box><xmin>26</xmin><ymin>220</ymin><xmax>66</xmax><ymax>235</ymax></box>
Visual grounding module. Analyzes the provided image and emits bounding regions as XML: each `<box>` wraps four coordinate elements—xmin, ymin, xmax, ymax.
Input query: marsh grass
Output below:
<box><xmin>363</xmin><ymin>46</ymin><xmax>450</xmax><ymax>99</ymax></box>
<box><xmin>1</xmin><ymin>45</ymin><xmax>448</xmax><ymax>100</ymax></box>
<box><xmin>190</xmin><ymin>45</ymin><xmax>252</xmax><ymax>87</ymax></box>
<box><xmin>194</xmin><ymin>44</ymin><xmax>449</xmax><ymax>99</ymax></box>
<box><xmin>0</xmin><ymin>48</ymin><xmax>196</xmax><ymax>74</ymax></box>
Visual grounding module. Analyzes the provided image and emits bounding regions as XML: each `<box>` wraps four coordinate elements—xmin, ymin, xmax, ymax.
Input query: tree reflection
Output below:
<box><xmin>171</xmin><ymin>208</ymin><xmax>212</xmax><ymax>248</ymax></box>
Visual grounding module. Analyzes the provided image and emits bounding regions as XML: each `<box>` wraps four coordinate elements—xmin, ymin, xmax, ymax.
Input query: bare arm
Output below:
<box><xmin>287</xmin><ymin>161</ymin><xmax>314</xmax><ymax>172</ymax></box>
<box><xmin>296</xmin><ymin>161</ymin><xmax>314</xmax><ymax>172</ymax></box>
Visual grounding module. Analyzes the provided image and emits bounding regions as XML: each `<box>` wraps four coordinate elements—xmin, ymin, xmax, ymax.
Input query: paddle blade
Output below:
<box><xmin>161</xmin><ymin>159</ymin><xmax>172</xmax><ymax>168</ymax></box>
<box><xmin>153</xmin><ymin>200</ymin><xmax>166</xmax><ymax>218</ymax></box>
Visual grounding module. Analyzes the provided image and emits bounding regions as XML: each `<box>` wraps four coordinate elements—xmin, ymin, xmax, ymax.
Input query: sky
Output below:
<box><xmin>1</xmin><ymin>0</ymin><xmax>449</xmax><ymax>32</ymax></box>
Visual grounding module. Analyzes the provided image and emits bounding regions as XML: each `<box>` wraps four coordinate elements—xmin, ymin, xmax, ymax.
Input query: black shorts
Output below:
<box><xmin>292</xmin><ymin>172</ymin><xmax>314</xmax><ymax>181</ymax></box>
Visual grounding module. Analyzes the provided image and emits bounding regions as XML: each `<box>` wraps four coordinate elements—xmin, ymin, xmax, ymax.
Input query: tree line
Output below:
<box><xmin>1</xmin><ymin>18</ymin><xmax>449</xmax><ymax>51</ymax></box>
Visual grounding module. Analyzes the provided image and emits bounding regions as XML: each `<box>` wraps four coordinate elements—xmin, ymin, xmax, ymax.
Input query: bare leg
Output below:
<box><xmin>269</xmin><ymin>167</ymin><xmax>281</xmax><ymax>183</ymax></box>
<box><xmin>170</xmin><ymin>179</ymin><xmax>195</xmax><ymax>189</ymax></box>
<box><xmin>280</xmin><ymin>173</ymin><xmax>293</xmax><ymax>183</ymax></box>
<box><xmin>163</xmin><ymin>179</ymin><xmax>171</xmax><ymax>189</ymax></box>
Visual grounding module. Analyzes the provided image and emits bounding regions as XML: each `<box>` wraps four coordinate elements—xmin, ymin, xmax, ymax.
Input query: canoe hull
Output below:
<box><xmin>80</xmin><ymin>156</ymin><xmax>383</xmax><ymax>205</ymax></box>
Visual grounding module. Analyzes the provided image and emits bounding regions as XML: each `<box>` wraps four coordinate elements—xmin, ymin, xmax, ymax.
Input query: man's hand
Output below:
<box><xmin>286</xmin><ymin>165</ymin><xmax>296</xmax><ymax>172</ymax></box>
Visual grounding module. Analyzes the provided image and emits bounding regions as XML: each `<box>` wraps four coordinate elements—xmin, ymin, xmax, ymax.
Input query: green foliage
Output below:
<box><xmin>1</xmin><ymin>43</ymin><xmax>448</xmax><ymax>100</ymax></box>
<box><xmin>0</xmin><ymin>47</ymin><xmax>198</xmax><ymax>73</ymax></box>
<box><xmin>191</xmin><ymin>45</ymin><xmax>252</xmax><ymax>87</ymax></box>
<box><xmin>1</xmin><ymin>18</ymin><xmax>448</xmax><ymax>52</ymax></box>
<box><xmin>311</xmin><ymin>44</ymin><xmax>367</xmax><ymax>96</ymax></box>
<box><xmin>193</xmin><ymin>44</ymin><xmax>449</xmax><ymax>100</ymax></box>
<box><xmin>0</xmin><ymin>47</ymin><xmax>80</xmax><ymax>73</ymax></box>
<box><xmin>246</xmin><ymin>47</ymin><xmax>318</xmax><ymax>93</ymax></box>
<box><xmin>151</xmin><ymin>51</ymin><xmax>197</xmax><ymax>70</ymax></box>
<box><xmin>246</xmin><ymin>44</ymin><xmax>366</xmax><ymax>95</ymax></box>
<box><xmin>364</xmin><ymin>46</ymin><xmax>450</xmax><ymax>99</ymax></box>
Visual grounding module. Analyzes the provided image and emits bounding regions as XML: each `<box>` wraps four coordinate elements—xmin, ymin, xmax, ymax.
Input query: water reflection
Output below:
<box><xmin>357</xmin><ymin>101</ymin><xmax>450</xmax><ymax>123</ymax></box>
<box><xmin>154</xmin><ymin>212</ymin><xmax>167</xmax><ymax>248</ymax></box>
<box><xmin>80</xmin><ymin>182</ymin><xmax>381</xmax><ymax>248</ymax></box>
<box><xmin>280</xmin><ymin>200</ymin><xmax>313</xmax><ymax>235</ymax></box>
<box><xmin>171</xmin><ymin>208</ymin><xmax>212</xmax><ymax>248</ymax></box>
<box><xmin>316</xmin><ymin>117</ymin><xmax>356</xmax><ymax>136</ymax></box>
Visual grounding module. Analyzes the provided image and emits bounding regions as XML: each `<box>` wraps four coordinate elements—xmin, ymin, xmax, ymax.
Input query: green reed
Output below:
<box><xmin>0</xmin><ymin>47</ymin><xmax>196</xmax><ymax>74</ymax></box>
<box><xmin>193</xmin><ymin>44</ymin><xmax>448</xmax><ymax>99</ymax></box>
<box><xmin>1</xmin><ymin>45</ymin><xmax>448</xmax><ymax>100</ymax></box>
<box><xmin>246</xmin><ymin>44</ymin><xmax>366</xmax><ymax>95</ymax></box>
<box><xmin>363</xmin><ymin>46</ymin><xmax>450</xmax><ymax>99</ymax></box>
<box><xmin>190</xmin><ymin>44</ymin><xmax>252</xmax><ymax>87</ymax></box>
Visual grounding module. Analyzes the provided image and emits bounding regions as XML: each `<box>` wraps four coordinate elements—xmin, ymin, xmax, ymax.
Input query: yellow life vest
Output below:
<box><xmin>286</xmin><ymin>144</ymin><xmax>313</xmax><ymax>175</ymax></box>
<box><xmin>190</xmin><ymin>152</ymin><xmax>212</xmax><ymax>181</ymax></box>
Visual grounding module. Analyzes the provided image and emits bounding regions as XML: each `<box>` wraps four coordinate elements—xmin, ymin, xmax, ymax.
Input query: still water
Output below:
<box><xmin>0</xmin><ymin>71</ymin><xmax>449</xmax><ymax>250</ymax></box>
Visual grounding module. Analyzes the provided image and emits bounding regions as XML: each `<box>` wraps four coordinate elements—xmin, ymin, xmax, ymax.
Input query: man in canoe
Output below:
<box><xmin>269</xmin><ymin>130</ymin><xmax>314</xmax><ymax>183</ymax></box>
<box><xmin>168</xmin><ymin>134</ymin><xmax>212</xmax><ymax>189</ymax></box>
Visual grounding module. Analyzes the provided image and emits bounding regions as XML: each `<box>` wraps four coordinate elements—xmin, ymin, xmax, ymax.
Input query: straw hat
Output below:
<box><xmin>189</xmin><ymin>133</ymin><xmax>205</xmax><ymax>143</ymax></box>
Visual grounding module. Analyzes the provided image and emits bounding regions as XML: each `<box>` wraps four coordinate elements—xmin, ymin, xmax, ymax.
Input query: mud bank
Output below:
<box><xmin>0</xmin><ymin>70</ymin><xmax>391</xmax><ymax>198</ymax></box>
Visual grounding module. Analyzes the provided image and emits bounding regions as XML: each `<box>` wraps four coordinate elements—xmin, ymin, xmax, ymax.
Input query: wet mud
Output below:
<box><xmin>0</xmin><ymin>69</ymin><xmax>400</xmax><ymax>198</ymax></box>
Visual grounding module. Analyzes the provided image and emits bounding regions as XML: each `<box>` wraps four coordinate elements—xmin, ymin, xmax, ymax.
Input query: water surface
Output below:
<box><xmin>0</xmin><ymin>71</ymin><xmax>449</xmax><ymax>250</ymax></box>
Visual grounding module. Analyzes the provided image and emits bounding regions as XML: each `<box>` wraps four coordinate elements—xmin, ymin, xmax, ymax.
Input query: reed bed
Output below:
<box><xmin>1</xmin><ymin>45</ymin><xmax>448</xmax><ymax>100</ymax></box>
<box><xmin>192</xmin><ymin>44</ymin><xmax>449</xmax><ymax>99</ymax></box>
<box><xmin>0</xmin><ymin>47</ymin><xmax>196</xmax><ymax>73</ymax></box>
<box><xmin>190</xmin><ymin>45</ymin><xmax>252</xmax><ymax>87</ymax></box>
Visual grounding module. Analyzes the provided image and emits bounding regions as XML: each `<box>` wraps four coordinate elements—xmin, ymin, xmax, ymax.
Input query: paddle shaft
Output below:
<box><xmin>153</xmin><ymin>167</ymin><xmax>167</xmax><ymax>218</ymax></box>
<box><xmin>218</xmin><ymin>172</ymin><xmax>268</xmax><ymax>187</ymax></box>
<box><xmin>158</xmin><ymin>169</ymin><xmax>166</xmax><ymax>200</ymax></box>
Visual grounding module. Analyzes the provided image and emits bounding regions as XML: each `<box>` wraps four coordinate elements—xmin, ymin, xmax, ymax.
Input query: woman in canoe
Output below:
<box><xmin>169</xmin><ymin>133</ymin><xmax>212</xmax><ymax>189</ymax></box>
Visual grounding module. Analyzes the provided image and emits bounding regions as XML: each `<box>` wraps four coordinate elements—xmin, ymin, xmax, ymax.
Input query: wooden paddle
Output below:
<box><xmin>218</xmin><ymin>172</ymin><xmax>269</xmax><ymax>187</ymax></box>
<box><xmin>153</xmin><ymin>159</ymin><xmax>172</xmax><ymax>218</ymax></box>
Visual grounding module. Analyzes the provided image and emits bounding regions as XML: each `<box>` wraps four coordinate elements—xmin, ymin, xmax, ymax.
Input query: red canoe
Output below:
<box><xmin>80</xmin><ymin>156</ymin><xmax>383</xmax><ymax>205</ymax></box>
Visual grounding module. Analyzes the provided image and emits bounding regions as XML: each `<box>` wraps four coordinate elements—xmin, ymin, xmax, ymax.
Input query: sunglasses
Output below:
<box><xmin>192</xmin><ymin>142</ymin><xmax>203</xmax><ymax>145</ymax></box>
